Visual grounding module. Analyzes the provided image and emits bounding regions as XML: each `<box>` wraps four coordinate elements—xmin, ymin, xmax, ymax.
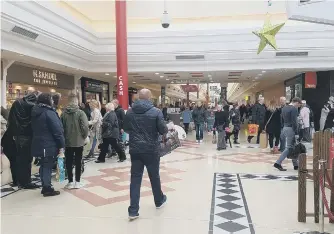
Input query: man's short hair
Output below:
<box><xmin>291</xmin><ymin>97</ymin><xmax>302</xmax><ymax>104</ymax></box>
<box><xmin>68</xmin><ymin>93</ymin><xmax>78</xmax><ymax>105</ymax></box>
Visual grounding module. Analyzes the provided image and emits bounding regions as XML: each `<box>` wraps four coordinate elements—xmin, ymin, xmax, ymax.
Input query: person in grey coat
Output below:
<box><xmin>96</xmin><ymin>103</ymin><xmax>126</xmax><ymax>163</ymax></box>
<box><xmin>192</xmin><ymin>101</ymin><xmax>207</xmax><ymax>143</ymax></box>
<box><xmin>248</xmin><ymin>96</ymin><xmax>266</xmax><ymax>144</ymax></box>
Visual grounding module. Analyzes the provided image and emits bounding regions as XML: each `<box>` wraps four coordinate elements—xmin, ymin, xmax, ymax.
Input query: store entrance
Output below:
<box><xmin>85</xmin><ymin>91</ymin><xmax>102</xmax><ymax>103</ymax></box>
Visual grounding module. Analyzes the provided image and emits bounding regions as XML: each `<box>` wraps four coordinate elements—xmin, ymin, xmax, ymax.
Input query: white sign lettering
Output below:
<box><xmin>118</xmin><ymin>75</ymin><xmax>123</xmax><ymax>96</ymax></box>
<box><xmin>32</xmin><ymin>69</ymin><xmax>58</xmax><ymax>86</ymax></box>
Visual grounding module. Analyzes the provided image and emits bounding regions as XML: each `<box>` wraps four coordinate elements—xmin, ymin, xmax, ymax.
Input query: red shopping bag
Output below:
<box><xmin>248</xmin><ymin>124</ymin><xmax>259</xmax><ymax>137</ymax></box>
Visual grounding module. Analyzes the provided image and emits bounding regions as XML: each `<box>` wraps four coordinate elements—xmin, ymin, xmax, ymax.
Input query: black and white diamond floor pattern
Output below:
<box><xmin>209</xmin><ymin>173</ymin><xmax>255</xmax><ymax>234</ymax></box>
<box><xmin>0</xmin><ymin>154</ymin><xmax>98</xmax><ymax>198</ymax></box>
<box><xmin>239</xmin><ymin>173</ymin><xmax>298</xmax><ymax>182</ymax></box>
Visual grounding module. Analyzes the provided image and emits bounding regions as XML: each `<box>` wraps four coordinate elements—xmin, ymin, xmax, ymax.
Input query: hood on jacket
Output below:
<box><xmin>31</xmin><ymin>104</ymin><xmax>54</xmax><ymax>118</ymax></box>
<box><xmin>131</xmin><ymin>100</ymin><xmax>154</xmax><ymax>114</ymax></box>
<box><xmin>65</xmin><ymin>104</ymin><xmax>80</xmax><ymax>114</ymax></box>
<box><xmin>23</xmin><ymin>92</ymin><xmax>38</xmax><ymax>106</ymax></box>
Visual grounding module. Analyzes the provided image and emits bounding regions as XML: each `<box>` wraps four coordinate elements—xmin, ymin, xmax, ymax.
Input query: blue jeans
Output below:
<box><xmin>195</xmin><ymin>123</ymin><xmax>204</xmax><ymax>141</ymax></box>
<box><xmin>279</xmin><ymin>129</ymin><xmax>286</xmax><ymax>151</ymax></box>
<box><xmin>89</xmin><ymin>136</ymin><xmax>97</xmax><ymax>155</ymax></box>
<box><xmin>128</xmin><ymin>153</ymin><xmax>164</xmax><ymax>216</ymax></box>
<box><xmin>39</xmin><ymin>151</ymin><xmax>57</xmax><ymax>188</ymax></box>
<box><xmin>276</xmin><ymin>127</ymin><xmax>298</xmax><ymax>167</ymax></box>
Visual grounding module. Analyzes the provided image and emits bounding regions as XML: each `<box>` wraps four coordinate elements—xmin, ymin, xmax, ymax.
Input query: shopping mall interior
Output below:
<box><xmin>1</xmin><ymin>1</ymin><xmax>334</xmax><ymax>234</ymax></box>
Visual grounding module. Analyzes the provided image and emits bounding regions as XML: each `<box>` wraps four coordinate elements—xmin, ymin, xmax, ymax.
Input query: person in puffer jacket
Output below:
<box><xmin>31</xmin><ymin>93</ymin><xmax>65</xmax><ymax>197</ymax></box>
<box><xmin>124</xmin><ymin>89</ymin><xmax>168</xmax><ymax>220</ymax></box>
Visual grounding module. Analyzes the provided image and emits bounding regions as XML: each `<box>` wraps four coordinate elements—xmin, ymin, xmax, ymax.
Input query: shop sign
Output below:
<box><xmin>305</xmin><ymin>72</ymin><xmax>317</xmax><ymax>88</ymax></box>
<box><xmin>118</xmin><ymin>76</ymin><xmax>124</xmax><ymax>96</ymax></box>
<box><xmin>181</xmin><ymin>84</ymin><xmax>199</xmax><ymax>92</ymax></box>
<box><xmin>33</xmin><ymin>69</ymin><xmax>58</xmax><ymax>86</ymax></box>
<box><xmin>85</xmin><ymin>81</ymin><xmax>102</xmax><ymax>90</ymax></box>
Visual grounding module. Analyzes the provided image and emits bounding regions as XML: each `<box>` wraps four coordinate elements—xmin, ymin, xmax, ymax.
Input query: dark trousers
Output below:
<box><xmin>99</xmin><ymin>137</ymin><xmax>126</xmax><ymax>162</ymax></box>
<box><xmin>65</xmin><ymin>147</ymin><xmax>83</xmax><ymax>183</ymax></box>
<box><xmin>184</xmin><ymin>123</ymin><xmax>190</xmax><ymax>134</ymax></box>
<box><xmin>39</xmin><ymin>156</ymin><xmax>56</xmax><ymax>188</ymax></box>
<box><xmin>233</xmin><ymin>129</ymin><xmax>239</xmax><ymax>141</ymax></box>
<box><xmin>195</xmin><ymin>123</ymin><xmax>204</xmax><ymax>140</ymax></box>
<box><xmin>7</xmin><ymin>153</ymin><xmax>17</xmax><ymax>185</ymax></box>
<box><xmin>128</xmin><ymin>153</ymin><xmax>164</xmax><ymax>215</ymax></box>
<box><xmin>14</xmin><ymin>136</ymin><xmax>33</xmax><ymax>186</ymax></box>
<box><xmin>268</xmin><ymin>132</ymin><xmax>280</xmax><ymax>148</ymax></box>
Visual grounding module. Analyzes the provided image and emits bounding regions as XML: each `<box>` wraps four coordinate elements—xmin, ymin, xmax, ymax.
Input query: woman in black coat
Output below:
<box><xmin>31</xmin><ymin>93</ymin><xmax>65</xmax><ymax>197</ymax></box>
<box><xmin>265</xmin><ymin>100</ymin><xmax>281</xmax><ymax>153</ymax></box>
<box><xmin>96</xmin><ymin>102</ymin><xmax>126</xmax><ymax>163</ymax></box>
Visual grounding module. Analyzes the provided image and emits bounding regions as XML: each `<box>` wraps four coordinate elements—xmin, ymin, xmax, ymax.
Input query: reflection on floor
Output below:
<box><xmin>1</xmin><ymin>131</ymin><xmax>334</xmax><ymax>234</ymax></box>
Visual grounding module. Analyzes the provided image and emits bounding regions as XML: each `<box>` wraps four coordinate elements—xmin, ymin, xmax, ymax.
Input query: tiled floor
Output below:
<box><xmin>1</xmin><ymin>133</ymin><xmax>334</xmax><ymax>234</ymax></box>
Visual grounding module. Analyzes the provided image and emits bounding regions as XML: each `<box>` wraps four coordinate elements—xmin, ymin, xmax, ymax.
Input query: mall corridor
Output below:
<box><xmin>1</xmin><ymin>131</ymin><xmax>333</xmax><ymax>234</ymax></box>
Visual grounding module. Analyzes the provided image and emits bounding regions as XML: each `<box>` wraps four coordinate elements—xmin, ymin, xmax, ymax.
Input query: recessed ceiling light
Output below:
<box><xmin>113</xmin><ymin>75</ymin><xmax>117</xmax><ymax>78</ymax></box>
<box><xmin>166</xmin><ymin>78</ymin><xmax>170</xmax><ymax>81</ymax></box>
<box><xmin>171</xmin><ymin>81</ymin><xmax>174</xmax><ymax>83</ymax></box>
<box><xmin>105</xmin><ymin>73</ymin><xmax>110</xmax><ymax>76</ymax></box>
<box><xmin>208</xmin><ymin>74</ymin><xmax>212</xmax><ymax>77</ymax></box>
<box><xmin>262</xmin><ymin>71</ymin><xmax>266</xmax><ymax>73</ymax></box>
<box><xmin>19</xmin><ymin>54</ymin><xmax>24</xmax><ymax>56</ymax></box>
<box><xmin>258</xmin><ymin>74</ymin><xmax>263</xmax><ymax>76</ymax></box>
<box><xmin>155</xmin><ymin>73</ymin><xmax>160</xmax><ymax>75</ymax></box>
<box><xmin>132</xmin><ymin>81</ymin><xmax>136</xmax><ymax>84</ymax></box>
<box><xmin>160</xmin><ymin>76</ymin><xmax>164</xmax><ymax>78</ymax></box>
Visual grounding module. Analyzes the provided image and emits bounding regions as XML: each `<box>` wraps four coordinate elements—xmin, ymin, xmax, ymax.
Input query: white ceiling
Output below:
<box><xmin>62</xmin><ymin>0</ymin><xmax>287</xmax><ymax>20</ymax></box>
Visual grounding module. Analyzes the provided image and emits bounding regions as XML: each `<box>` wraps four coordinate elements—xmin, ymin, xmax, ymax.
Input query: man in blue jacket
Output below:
<box><xmin>124</xmin><ymin>89</ymin><xmax>168</xmax><ymax>220</ymax></box>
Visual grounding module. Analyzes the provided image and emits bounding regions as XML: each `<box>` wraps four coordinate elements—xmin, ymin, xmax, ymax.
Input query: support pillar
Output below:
<box><xmin>73</xmin><ymin>75</ymin><xmax>82</xmax><ymax>103</ymax></box>
<box><xmin>115</xmin><ymin>0</ymin><xmax>129</xmax><ymax>110</ymax></box>
<box><xmin>1</xmin><ymin>60</ymin><xmax>15</xmax><ymax>108</ymax></box>
<box><xmin>186</xmin><ymin>81</ymin><xmax>189</xmax><ymax>107</ymax></box>
<box><xmin>161</xmin><ymin>85</ymin><xmax>166</xmax><ymax>106</ymax></box>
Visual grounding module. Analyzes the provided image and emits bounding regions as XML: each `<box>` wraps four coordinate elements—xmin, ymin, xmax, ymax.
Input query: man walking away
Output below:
<box><xmin>7</xmin><ymin>91</ymin><xmax>40</xmax><ymax>189</ymax></box>
<box><xmin>299</xmin><ymin>100</ymin><xmax>311</xmax><ymax>142</ymax></box>
<box><xmin>248</xmin><ymin>97</ymin><xmax>266</xmax><ymax>144</ymax></box>
<box><xmin>61</xmin><ymin>94</ymin><xmax>89</xmax><ymax>189</ymax></box>
<box><xmin>274</xmin><ymin>97</ymin><xmax>302</xmax><ymax>171</ymax></box>
<box><xmin>230</xmin><ymin>103</ymin><xmax>241</xmax><ymax>144</ymax></box>
<box><xmin>279</xmin><ymin>97</ymin><xmax>287</xmax><ymax>152</ymax></box>
<box><xmin>213</xmin><ymin>105</ymin><xmax>229</xmax><ymax>150</ymax></box>
<box><xmin>124</xmin><ymin>89</ymin><xmax>168</xmax><ymax>221</ymax></box>
<box><xmin>192</xmin><ymin>101</ymin><xmax>207</xmax><ymax>143</ymax></box>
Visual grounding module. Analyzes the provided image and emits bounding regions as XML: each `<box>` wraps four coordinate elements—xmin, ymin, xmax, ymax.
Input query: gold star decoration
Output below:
<box><xmin>253</xmin><ymin>15</ymin><xmax>285</xmax><ymax>54</ymax></box>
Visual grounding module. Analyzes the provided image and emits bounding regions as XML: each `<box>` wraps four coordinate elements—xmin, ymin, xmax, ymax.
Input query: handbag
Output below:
<box><xmin>212</xmin><ymin>133</ymin><xmax>217</xmax><ymax>144</ymax></box>
<box><xmin>264</xmin><ymin>110</ymin><xmax>275</xmax><ymax>133</ymax></box>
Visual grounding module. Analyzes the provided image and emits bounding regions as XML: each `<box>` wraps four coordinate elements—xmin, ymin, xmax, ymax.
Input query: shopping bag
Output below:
<box><xmin>259</xmin><ymin>132</ymin><xmax>268</xmax><ymax>149</ymax></box>
<box><xmin>287</xmin><ymin>142</ymin><xmax>306</xmax><ymax>159</ymax></box>
<box><xmin>159</xmin><ymin>130</ymin><xmax>181</xmax><ymax>157</ymax></box>
<box><xmin>56</xmin><ymin>157</ymin><xmax>65</xmax><ymax>182</ymax></box>
<box><xmin>212</xmin><ymin>133</ymin><xmax>217</xmax><ymax>144</ymax></box>
<box><xmin>248</xmin><ymin>124</ymin><xmax>259</xmax><ymax>137</ymax></box>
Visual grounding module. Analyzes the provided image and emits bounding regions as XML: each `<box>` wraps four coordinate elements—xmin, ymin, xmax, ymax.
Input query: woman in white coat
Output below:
<box><xmin>320</xmin><ymin>102</ymin><xmax>330</xmax><ymax>131</ymax></box>
<box><xmin>87</xmin><ymin>100</ymin><xmax>103</xmax><ymax>157</ymax></box>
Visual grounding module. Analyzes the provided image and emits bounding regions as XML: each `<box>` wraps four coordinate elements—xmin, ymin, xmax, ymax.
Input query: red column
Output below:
<box><xmin>116</xmin><ymin>0</ymin><xmax>129</xmax><ymax>110</ymax></box>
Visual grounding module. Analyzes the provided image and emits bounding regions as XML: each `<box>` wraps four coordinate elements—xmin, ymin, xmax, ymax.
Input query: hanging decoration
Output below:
<box><xmin>252</xmin><ymin>1</ymin><xmax>285</xmax><ymax>54</ymax></box>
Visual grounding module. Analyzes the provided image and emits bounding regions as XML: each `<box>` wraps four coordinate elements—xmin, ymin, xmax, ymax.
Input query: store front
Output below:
<box><xmin>81</xmin><ymin>77</ymin><xmax>110</xmax><ymax>105</ymax></box>
<box><xmin>113</xmin><ymin>86</ymin><xmax>138</xmax><ymax>108</ymax></box>
<box><xmin>6</xmin><ymin>63</ymin><xmax>74</xmax><ymax>109</ymax></box>
<box><xmin>284</xmin><ymin>74</ymin><xmax>303</xmax><ymax>102</ymax></box>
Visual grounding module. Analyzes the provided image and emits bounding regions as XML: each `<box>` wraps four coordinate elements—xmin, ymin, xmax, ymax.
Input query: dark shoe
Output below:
<box><xmin>274</xmin><ymin>163</ymin><xmax>287</xmax><ymax>171</ymax></box>
<box><xmin>95</xmin><ymin>160</ymin><xmax>105</xmax><ymax>163</ymax></box>
<box><xmin>20</xmin><ymin>183</ymin><xmax>40</xmax><ymax>189</ymax></box>
<box><xmin>10</xmin><ymin>182</ymin><xmax>18</xmax><ymax>187</ymax></box>
<box><xmin>43</xmin><ymin>187</ymin><xmax>60</xmax><ymax>197</ymax></box>
<box><xmin>217</xmin><ymin>148</ymin><xmax>221</xmax><ymax>151</ymax></box>
<box><xmin>118</xmin><ymin>158</ymin><xmax>126</xmax><ymax>163</ymax></box>
<box><xmin>156</xmin><ymin>195</ymin><xmax>167</xmax><ymax>209</ymax></box>
<box><xmin>233</xmin><ymin>141</ymin><xmax>240</xmax><ymax>144</ymax></box>
<box><xmin>85</xmin><ymin>152</ymin><xmax>94</xmax><ymax>158</ymax></box>
<box><xmin>294</xmin><ymin>166</ymin><xmax>299</xmax><ymax>171</ymax></box>
<box><xmin>247</xmin><ymin>137</ymin><xmax>251</xmax><ymax>143</ymax></box>
<box><xmin>33</xmin><ymin>158</ymin><xmax>39</xmax><ymax>165</ymax></box>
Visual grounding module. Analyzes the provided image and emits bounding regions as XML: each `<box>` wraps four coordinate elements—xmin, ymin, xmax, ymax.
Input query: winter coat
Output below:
<box><xmin>324</xmin><ymin>108</ymin><xmax>334</xmax><ymax>130</ymax></box>
<box><xmin>300</xmin><ymin>106</ymin><xmax>310</xmax><ymax>129</ymax></box>
<box><xmin>181</xmin><ymin>109</ymin><xmax>192</xmax><ymax>123</ymax></box>
<box><xmin>7</xmin><ymin>92</ymin><xmax>37</xmax><ymax>137</ymax></box>
<box><xmin>252</xmin><ymin>103</ymin><xmax>266</xmax><ymax>128</ymax></box>
<box><xmin>124</xmin><ymin>99</ymin><xmax>168</xmax><ymax>155</ymax></box>
<box><xmin>230</xmin><ymin>108</ymin><xmax>241</xmax><ymax>128</ymax></box>
<box><xmin>101</xmin><ymin>111</ymin><xmax>119</xmax><ymax>139</ymax></box>
<box><xmin>115</xmin><ymin>106</ymin><xmax>126</xmax><ymax>130</ymax></box>
<box><xmin>31</xmin><ymin>104</ymin><xmax>65</xmax><ymax>157</ymax></box>
<box><xmin>1</xmin><ymin>115</ymin><xmax>7</xmax><ymax>139</ymax></box>
<box><xmin>320</xmin><ymin>106</ymin><xmax>330</xmax><ymax>131</ymax></box>
<box><xmin>61</xmin><ymin>104</ymin><xmax>89</xmax><ymax>147</ymax></box>
<box><xmin>213</xmin><ymin>110</ymin><xmax>230</xmax><ymax>129</ymax></box>
<box><xmin>1</xmin><ymin>106</ymin><xmax>9</xmax><ymax>121</ymax></box>
<box><xmin>264</xmin><ymin>108</ymin><xmax>281</xmax><ymax>134</ymax></box>
<box><xmin>88</xmin><ymin>108</ymin><xmax>103</xmax><ymax>142</ymax></box>
<box><xmin>192</xmin><ymin>106</ymin><xmax>207</xmax><ymax>125</ymax></box>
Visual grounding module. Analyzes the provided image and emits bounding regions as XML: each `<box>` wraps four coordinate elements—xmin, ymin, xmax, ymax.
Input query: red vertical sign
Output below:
<box><xmin>305</xmin><ymin>72</ymin><xmax>317</xmax><ymax>88</ymax></box>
